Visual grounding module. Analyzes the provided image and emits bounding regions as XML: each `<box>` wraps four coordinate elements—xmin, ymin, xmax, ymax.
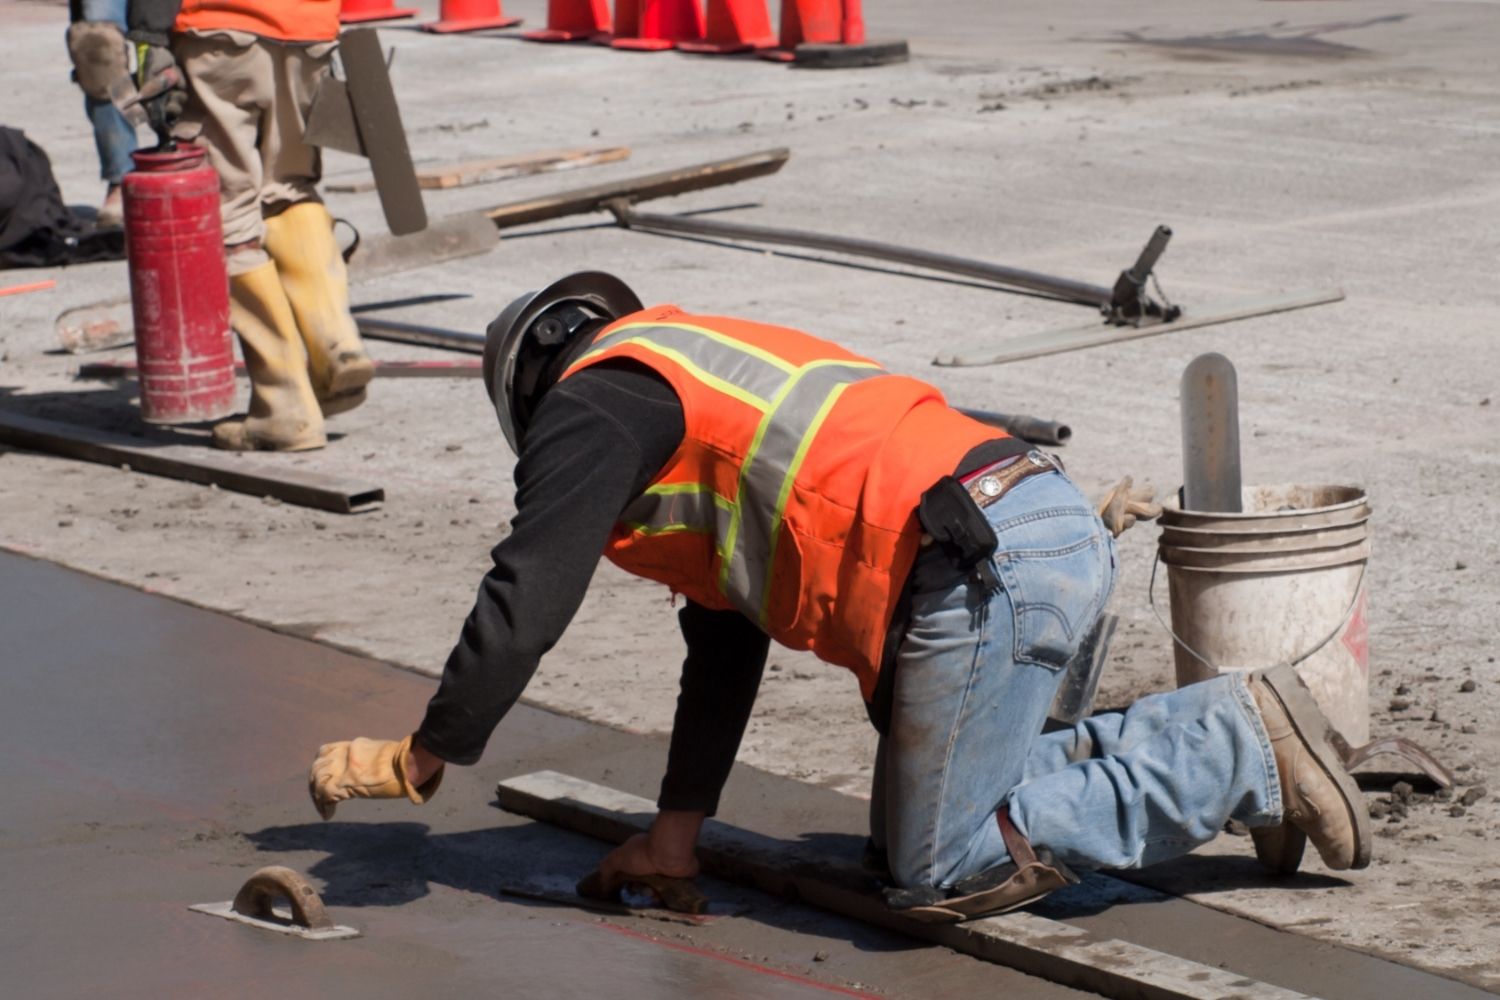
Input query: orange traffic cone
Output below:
<box><xmin>609</xmin><ymin>0</ymin><xmax>705</xmax><ymax>50</ymax></box>
<box><xmin>678</xmin><ymin>0</ymin><xmax>775</xmax><ymax>53</ymax></box>
<box><xmin>766</xmin><ymin>0</ymin><xmax>840</xmax><ymax>57</ymax></box>
<box><xmin>762</xmin><ymin>0</ymin><xmax>903</xmax><ymax>66</ymax></box>
<box><xmin>340</xmin><ymin>0</ymin><xmax>419</xmax><ymax>24</ymax></box>
<box><xmin>522</xmin><ymin>0</ymin><xmax>611</xmax><ymax>42</ymax></box>
<box><xmin>422</xmin><ymin>0</ymin><xmax>523</xmax><ymax>32</ymax></box>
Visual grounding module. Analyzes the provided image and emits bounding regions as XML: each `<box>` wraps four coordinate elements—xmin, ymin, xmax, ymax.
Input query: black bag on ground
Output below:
<box><xmin>0</xmin><ymin>125</ymin><xmax>124</xmax><ymax>268</ymax></box>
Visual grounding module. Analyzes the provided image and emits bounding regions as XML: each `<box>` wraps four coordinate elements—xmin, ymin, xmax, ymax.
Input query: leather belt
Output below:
<box><xmin>961</xmin><ymin>450</ymin><xmax>1060</xmax><ymax>510</ymax></box>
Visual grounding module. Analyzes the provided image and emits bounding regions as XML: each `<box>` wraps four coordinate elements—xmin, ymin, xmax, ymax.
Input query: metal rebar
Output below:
<box><xmin>354</xmin><ymin>316</ymin><xmax>486</xmax><ymax>354</ymax></box>
<box><xmin>610</xmin><ymin>203</ymin><xmax>1113</xmax><ymax>308</ymax></box>
<box><xmin>957</xmin><ymin>407</ymin><xmax>1072</xmax><ymax>446</ymax></box>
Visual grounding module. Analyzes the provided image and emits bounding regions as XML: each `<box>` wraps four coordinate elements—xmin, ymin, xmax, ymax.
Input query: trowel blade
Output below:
<box><xmin>1180</xmin><ymin>352</ymin><xmax>1242</xmax><ymax>513</ymax></box>
<box><xmin>188</xmin><ymin>901</ymin><xmax>360</xmax><ymax>940</ymax></box>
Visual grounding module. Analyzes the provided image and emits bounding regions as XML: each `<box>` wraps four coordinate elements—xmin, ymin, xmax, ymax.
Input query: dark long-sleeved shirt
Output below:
<box><xmin>416</xmin><ymin>360</ymin><xmax>1015</xmax><ymax>814</ymax></box>
<box><xmin>415</xmin><ymin>362</ymin><xmax>768</xmax><ymax>814</ymax></box>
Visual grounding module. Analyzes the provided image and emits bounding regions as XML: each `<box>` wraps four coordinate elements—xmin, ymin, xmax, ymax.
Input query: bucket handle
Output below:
<box><xmin>1148</xmin><ymin>551</ymin><xmax>1367</xmax><ymax>673</ymax></box>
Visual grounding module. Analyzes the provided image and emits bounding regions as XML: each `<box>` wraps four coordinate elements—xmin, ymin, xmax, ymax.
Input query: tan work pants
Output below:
<box><xmin>173</xmin><ymin>31</ymin><xmax>333</xmax><ymax>272</ymax></box>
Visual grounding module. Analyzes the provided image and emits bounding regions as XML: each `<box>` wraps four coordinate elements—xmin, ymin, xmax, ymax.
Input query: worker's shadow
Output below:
<box><xmin>244</xmin><ymin>818</ymin><xmax>569</xmax><ymax>909</ymax></box>
<box><xmin>246</xmin><ymin>818</ymin><xmax>950</xmax><ymax>955</ymax></box>
<box><xmin>243</xmin><ymin>815</ymin><xmax>1214</xmax><ymax>940</ymax></box>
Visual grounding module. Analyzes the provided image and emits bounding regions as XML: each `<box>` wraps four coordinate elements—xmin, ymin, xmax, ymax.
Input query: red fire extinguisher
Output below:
<box><xmin>121</xmin><ymin>143</ymin><xmax>236</xmax><ymax>424</ymax></box>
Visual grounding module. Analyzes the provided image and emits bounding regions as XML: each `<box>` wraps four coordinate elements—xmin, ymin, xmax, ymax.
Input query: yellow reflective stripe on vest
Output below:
<box><xmin>573</xmin><ymin>321</ymin><xmax>794</xmax><ymax>412</ymax></box>
<box><xmin>619</xmin><ymin>483</ymin><xmax>732</xmax><ymax>539</ymax></box>
<box><xmin>585</xmin><ymin>323</ymin><xmax>884</xmax><ymax>624</ymax></box>
<box><xmin>724</xmin><ymin>361</ymin><xmax>882</xmax><ymax>624</ymax></box>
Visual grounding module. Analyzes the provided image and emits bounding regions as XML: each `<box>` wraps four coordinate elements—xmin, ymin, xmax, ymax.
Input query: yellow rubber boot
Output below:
<box><xmin>213</xmin><ymin>261</ymin><xmax>327</xmax><ymax>452</ymax></box>
<box><xmin>263</xmin><ymin>202</ymin><xmax>374</xmax><ymax>416</ymax></box>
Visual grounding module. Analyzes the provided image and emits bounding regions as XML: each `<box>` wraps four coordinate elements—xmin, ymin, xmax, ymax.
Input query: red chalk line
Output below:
<box><xmin>590</xmin><ymin>920</ymin><xmax>880</xmax><ymax>998</ymax></box>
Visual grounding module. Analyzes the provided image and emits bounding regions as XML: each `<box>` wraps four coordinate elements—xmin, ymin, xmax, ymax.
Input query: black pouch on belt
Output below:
<box><xmin>917</xmin><ymin>476</ymin><xmax>1002</xmax><ymax>594</ymax></box>
<box><xmin>867</xmin><ymin>477</ymin><xmax>1005</xmax><ymax>733</ymax></box>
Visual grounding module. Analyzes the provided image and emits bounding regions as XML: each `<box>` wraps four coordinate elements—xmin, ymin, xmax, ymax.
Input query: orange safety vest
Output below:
<box><xmin>563</xmin><ymin>306</ymin><xmax>1005</xmax><ymax>699</ymax></box>
<box><xmin>174</xmin><ymin>0</ymin><xmax>341</xmax><ymax>43</ymax></box>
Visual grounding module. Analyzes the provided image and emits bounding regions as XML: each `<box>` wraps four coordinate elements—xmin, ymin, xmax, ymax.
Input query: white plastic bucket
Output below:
<box><xmin>1156</xmin><ymin>484</ymin><xmax>1371</xmax><ymax>744</ymax></box>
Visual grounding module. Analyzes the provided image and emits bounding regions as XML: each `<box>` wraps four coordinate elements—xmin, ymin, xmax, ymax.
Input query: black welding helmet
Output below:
<box><xmin>484</xmin><ymin>271</ymin><xmax>644</xmax><ymax>455</ymax></box>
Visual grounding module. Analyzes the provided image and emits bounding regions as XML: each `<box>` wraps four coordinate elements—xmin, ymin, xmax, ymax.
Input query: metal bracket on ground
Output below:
<box><xmin>496</xmin><ymin>770</ymin><xmax>1319</xmax><ymax>1000</ymax></box>
<box><xmin>0</xmin><ymin>411</ymin><xmax>384</xmax><ymax>514</ymax></box>
<box><xmin>190</xmin><ymin>866</ymin><xmax>359</xmax><ymax>941</ymax></box>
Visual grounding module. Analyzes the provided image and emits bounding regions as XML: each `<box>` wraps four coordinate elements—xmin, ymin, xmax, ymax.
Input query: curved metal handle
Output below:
<box><xmin>1148</xmin><ymin>550</ymin><xmax>1367</xmax><ymax>673</ymax></box>
<box><xmin>231</xmin><ymin>866</ymin><xmax>335</xmax><ymax>931</ymax></box>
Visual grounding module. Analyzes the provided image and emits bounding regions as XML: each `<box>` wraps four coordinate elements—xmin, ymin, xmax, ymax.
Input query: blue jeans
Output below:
<box><xmin>78</xmin><ymin>0</ymin><xmax>138</xmax><ymax>184</ymax></box>
<box><xmin>872</xmin><ymin>467</ymin><xmax>1283</xmax><ymax>889</ymax></box>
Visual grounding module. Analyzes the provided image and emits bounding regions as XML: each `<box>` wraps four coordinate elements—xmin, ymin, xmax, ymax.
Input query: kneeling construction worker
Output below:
<box><xmin>127</xmin><ymin>0</ymin><xmax>372</xmax><ymax>451</ymax></box>
<box><xmin>309</xmin><ymin>273</ymin><xmax>1371</xmax><ymax>919</ymax></box>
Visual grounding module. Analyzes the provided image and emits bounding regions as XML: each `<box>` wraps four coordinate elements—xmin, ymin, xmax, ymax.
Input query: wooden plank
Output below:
<box><xmin>346</xmin><ymin>150</ymin><xmax>786</xmax><ymax>278</ymax></box>
<box><xmin>934</xmin><ymin>289</ymin><xmax>1345</xmax><ymax>368</ymax></box>
<box><xmin>340</xmin><ymin>28</ymin><xmax>426</xmax><ymax>236</ymax></box>
<box><xmin>0</xmin><ymin>411</ymin><xmax>383</xmax><ymax>514</ymax></box>
<box><xmin>326</xmin><ymin>146</ymin><xmax>631</xmax><ymax>193</ymax></box>
<box><xmin>496</xmin><ymin>771</ymin><xmax>1320</xmax><ymax>1000</ymax></box>
<box><xmin>484</xmin><ymin>148</ymin><xmax>790</xmax><ymax>229</ymax></box>
<box><xmin>347</xmin><ymin>212</ymin><xmax>499</xmax><ymax>283</ymax></box>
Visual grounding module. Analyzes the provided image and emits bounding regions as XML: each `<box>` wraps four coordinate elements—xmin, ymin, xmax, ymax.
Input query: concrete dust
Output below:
<box><xmin>2</xmin><ymin>0</ymin><xmax>1498</xmax><ymax>990</ymax></box>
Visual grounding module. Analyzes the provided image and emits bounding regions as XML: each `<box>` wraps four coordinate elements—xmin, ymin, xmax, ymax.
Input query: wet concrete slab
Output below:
<box><xmin>2</xmin><ymin>550</ymin><xmax>1492</xmax><ymax>1000</ymax></box>
<box><xmin>0</xmin><ymin>551</ymin><xmax>1086</xmax><ymax>1000</ymax></box>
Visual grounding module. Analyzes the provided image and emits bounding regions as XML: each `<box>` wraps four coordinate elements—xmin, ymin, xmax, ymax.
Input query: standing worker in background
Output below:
<box><xmin>307</xmin><ymin>273</ymin><xmax>1372</xmax><ymax>921</ymax></box>
<box><xmin>126</xmin><ymin>0</ymin><xmax>373</xmax><ymax>452</ymax></box>
<box><xmin>65</xmin><ymin>0</ymin><xmax>141</xmax><ymax>227</ymax></box>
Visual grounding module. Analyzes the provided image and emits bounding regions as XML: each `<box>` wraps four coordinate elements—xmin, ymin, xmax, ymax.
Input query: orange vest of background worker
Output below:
<box><xmin>563</xmin><ymin>308</ymin><xmax>999</xmax><ymax>697</ymax></box>
<box><xmin>173</xmin><ymin>0</ymin><xmax>339</xmax><ymax>40</ymax></box>
<box><xmin>127</xmin><ymin>0</ymin><xmax>370</xmax><ymax>452</ymax></box>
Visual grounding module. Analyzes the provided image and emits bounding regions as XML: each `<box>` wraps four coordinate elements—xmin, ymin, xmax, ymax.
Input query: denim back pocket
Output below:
<box><xmin>993</xmin><ymin>508</ymin><xmax>1114</xmax><ymax>671</ymax></box>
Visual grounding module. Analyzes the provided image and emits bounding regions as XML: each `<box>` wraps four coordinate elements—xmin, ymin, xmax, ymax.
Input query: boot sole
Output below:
<box><xmin>328</xmin><ymin>357</ymin><xmax>375</xmax><ymax>397</ymax></box>
<box><xmin>319</xmin><ymin>387</ymin><xmax>367</xmax><ymax>417</ymax></box>
<box><xmin>1259</xmin><ymin>665</ymin><xmax>1372</xmax><ymax>870</ymax></box>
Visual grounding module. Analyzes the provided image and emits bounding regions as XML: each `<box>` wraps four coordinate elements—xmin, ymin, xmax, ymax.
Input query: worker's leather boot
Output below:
<box><xmin>263</xmin><ymin>201</ymin><xmax>374</xmax><ymax>416</ymax></box>
<box><xmin>1248</xmin><ymin>665</ymin><xmax>1371</xmax><ymax>871</ymax></box>
<box><xmin>884</xmin><ymin>808</ymin><xmax>1078</xmax><ymax>923</ymax></box>
<box><xmin>213</xmin><ymin>261</ymin><xmax>326</xmax><ymax>452</ymax></box>
<box><xmin>1250</xmin><ymin>818</ymin><xmax>1308</xmax><ymax>876</ymax></box>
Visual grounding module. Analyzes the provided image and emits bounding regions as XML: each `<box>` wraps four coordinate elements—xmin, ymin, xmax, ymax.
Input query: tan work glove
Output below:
<box><xmin>308</xmin><ymin>735</ymin><xmax>443</xmax><ymax>820</ymax></box>
<box><xmin>1096</xmin><ymin>476</ymin><xmax>1163</xmax><ymax>537</ymax></box>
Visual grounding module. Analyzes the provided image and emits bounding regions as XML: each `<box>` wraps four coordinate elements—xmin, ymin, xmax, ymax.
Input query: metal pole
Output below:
<box><xmin>956</xmin><ymin>407</ymin><xmax>1072</xmax><ymax>447</ymax></box>
<box><xmin>354</xmin><ymin>316</ymin><xmax>485</xmax><ymax>353</ymax></box>
<box><xmin>609</xmin><ymin>202</ymin><xmax>1114</xmax><ymax>308</ymax></box>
